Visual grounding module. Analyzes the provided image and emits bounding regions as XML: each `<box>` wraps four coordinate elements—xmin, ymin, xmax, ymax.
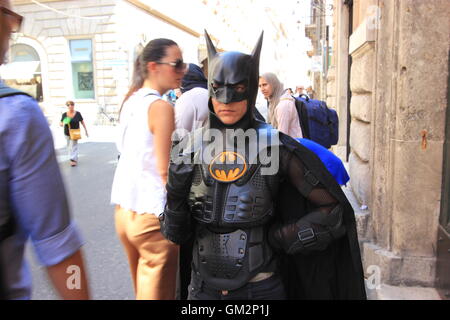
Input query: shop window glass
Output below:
<box><xmin>70</xmin><ymin>39</ymin><xmax>94</xmax><ymax>99</ymax></box>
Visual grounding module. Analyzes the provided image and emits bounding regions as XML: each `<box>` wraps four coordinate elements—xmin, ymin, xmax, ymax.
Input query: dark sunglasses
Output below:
<box><xmin>66</xmin><ymin>104</ymin><xmax>74</xmax><ymax>107</ymax></box>
<box><xmin>1</xmin><ymin>6</ymin><xmax>23</xmax><ymax>33</ymax></box>
<box><xmin>156</xmin><ymin>59</ymin><xmax>187</xmax><ymax>72</ymax></box>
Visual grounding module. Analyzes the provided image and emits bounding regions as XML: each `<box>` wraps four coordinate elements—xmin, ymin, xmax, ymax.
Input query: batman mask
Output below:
<box><xmin>205</xmin><ymin>30</ymin><xmax>263</xmax><ymax>130</ymax></box>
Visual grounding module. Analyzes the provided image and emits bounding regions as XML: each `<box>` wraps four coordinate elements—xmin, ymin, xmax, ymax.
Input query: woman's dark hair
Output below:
<box><xmin>120</xmin><ymin>38</ymin><xmax>178</xmax><ymax>116</ymax></box>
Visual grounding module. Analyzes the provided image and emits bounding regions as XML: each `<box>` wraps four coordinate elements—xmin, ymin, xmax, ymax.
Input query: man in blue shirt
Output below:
<box><xmin>0</xmin><ymin>0</ymin><xmax>89</xmax><ymax>299</ymax></box>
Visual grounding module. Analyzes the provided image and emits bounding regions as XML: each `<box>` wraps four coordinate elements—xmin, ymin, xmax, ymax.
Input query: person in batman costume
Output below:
<box><xmin>160</xmin><ymin>31</ymin><xmax>367</xmax><ymax>300</ymax></box>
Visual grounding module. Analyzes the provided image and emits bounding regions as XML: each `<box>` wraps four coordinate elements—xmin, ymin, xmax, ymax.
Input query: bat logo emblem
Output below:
<box><xmin>208</xmin><ymin>151</ymin><xmax>247</xmax><ymax>182</ymax></box>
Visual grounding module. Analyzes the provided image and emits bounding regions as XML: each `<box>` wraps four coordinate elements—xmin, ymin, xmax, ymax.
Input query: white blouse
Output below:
<box><xmin>111</xmin><ymin>88</ymin><xmax>166</xmax><ymax>216</ymax></box>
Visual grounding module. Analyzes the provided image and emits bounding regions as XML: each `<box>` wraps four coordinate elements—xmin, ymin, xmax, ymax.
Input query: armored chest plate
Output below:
<box><xmin>189</xmin><ymin>162</ymin><xmax>279</xmax><ymax>228</ymax></box>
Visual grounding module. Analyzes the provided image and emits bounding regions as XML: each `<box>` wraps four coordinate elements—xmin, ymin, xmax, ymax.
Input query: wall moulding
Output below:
<box><xmin>349</xmin><ymin>17</ymin><xmax>376</xmax><ymax>58</ymax></box>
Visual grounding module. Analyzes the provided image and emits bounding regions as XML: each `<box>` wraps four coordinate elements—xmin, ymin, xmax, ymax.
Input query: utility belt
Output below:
<box><xmin>192</xmin><ymin>225</ymin><xmax>277</xmax><ymax>291</ymax></box>
<box><xmin>189</xmin><ymin>270</ymin><xmax>277</xmax><ymax>298</ymax></box>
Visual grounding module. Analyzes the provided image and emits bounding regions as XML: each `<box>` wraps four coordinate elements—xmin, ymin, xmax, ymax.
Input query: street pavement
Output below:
<box><xmin>26</xmin><ymin>125</ymin><xmax>135</xmax><ymax>300</ymax></box>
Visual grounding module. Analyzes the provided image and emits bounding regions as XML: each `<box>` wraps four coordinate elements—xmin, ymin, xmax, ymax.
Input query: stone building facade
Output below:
<box><xmin>327</xmin><ymin>0</ymin><xmax>450</xmax><ymax>298</ymax></box>
<box><xmin>3</xmin><ymin>0</ymin><xmax>201</xmax><ymax>126</ymax></box>
<box><xmin>304</xmin><ymin>0</ymin><xmax>331</xmax><ymax>101</ymax></box>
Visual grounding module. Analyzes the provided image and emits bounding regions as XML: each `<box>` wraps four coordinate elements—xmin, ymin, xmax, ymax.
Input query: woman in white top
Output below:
<box><xmin>259</xmin><ymin>72</ymin><xmax>303</xmax><ymax>138</ymax></box>
<box><xmin>111</xmin><ymin>38</ymin><xmax>187</xmax><ymax>300</ymax></box>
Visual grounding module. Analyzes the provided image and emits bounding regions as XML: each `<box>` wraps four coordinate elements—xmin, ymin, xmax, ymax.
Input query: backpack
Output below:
<box><xmin>292</xmin><ymin>96</ymin><xmax>311</xmax><ymax>139</ymax></box>
<box><xmin>0</xmin><ymin>83</ymin><xmax>29</xmax><ymax>299</ymax></box>
<box><xmin>296</xmin><ymin>94</ymin><xmax>339</xmax><ymax>149</ymax></box>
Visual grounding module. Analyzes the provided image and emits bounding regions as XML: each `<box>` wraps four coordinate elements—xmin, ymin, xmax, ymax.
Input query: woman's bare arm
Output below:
<box><xmin>81</xmin><ymin>120</ymin><xmax>88</xmax><ymax>137</ymax></box>
<box><xmin>148</xmin><ymin>100</ymin><xmax>175</xmax><ymax>185</ymax></box>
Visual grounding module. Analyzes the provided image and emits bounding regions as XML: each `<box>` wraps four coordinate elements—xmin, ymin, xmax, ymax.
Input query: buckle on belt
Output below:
<box><xmin>298</xmin><ymin>228</ymin><xmax>316</xmax><ymax>247</ymax></box>
<box><xmin>304</xmin><ymin>170</ymin><xmax>320</xmax><ymax>187</ymax></box>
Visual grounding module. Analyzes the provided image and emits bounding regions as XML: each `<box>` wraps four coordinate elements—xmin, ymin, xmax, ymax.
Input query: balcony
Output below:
<box><xmin>305</xmin><ymin>23</ymin><xmax>317</xmax><ymax>42</ymax></box>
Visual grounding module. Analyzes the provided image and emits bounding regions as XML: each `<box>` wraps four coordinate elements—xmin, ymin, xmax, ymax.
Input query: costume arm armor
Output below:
<box><xmin>160</xmin><ymin>205</ymin><xmax>191</xmax><ymax>245</ymax></box>
<box><xmin>159</xmin><ymin>145</ymin><xmax>195</xmax><ymax>245</ymax></box>
<box><xmin>269</xmin><ymin>205</ymin><xmax>345</xmax><ymax>254</ymax></box>
<box><xmin>269</xmin><ymin>149</ymin><xmax>346</xmax><ymax>254</ymax></box>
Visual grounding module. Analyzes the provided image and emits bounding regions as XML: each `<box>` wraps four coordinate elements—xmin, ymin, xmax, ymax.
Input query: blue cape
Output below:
<box><xmin>296</xmin><ymin>138</ymin><xmax>350</xmax><ymax>185</ymax></box>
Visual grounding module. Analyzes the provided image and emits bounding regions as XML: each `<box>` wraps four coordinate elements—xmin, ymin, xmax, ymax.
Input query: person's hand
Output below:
<box><xmin>85</xmin><ymin>131</ymin><xmax>89</xmax><ymax>138</ymax></box>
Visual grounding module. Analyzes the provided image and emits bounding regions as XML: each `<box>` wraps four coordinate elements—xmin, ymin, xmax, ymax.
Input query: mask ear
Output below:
<box><xmin>251</xmin><ymin>31</ymin><xmax>264</xmax><ymax>64</ymax></box>
<box><xmin>204</xmin><ymin>30</ymin><xmax>217</xmax><ymax>60</ymax></box>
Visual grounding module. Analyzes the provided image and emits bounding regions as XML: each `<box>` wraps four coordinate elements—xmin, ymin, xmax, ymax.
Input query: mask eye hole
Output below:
<box><xmin>211</xmin><ymin>82</ymin><xmax>222</xmax><ymax>92</ymax></box>
<box><xmin>233</xmin><ymin>84</ymin><xmax>247</xmax><ymax>93</ymax></box>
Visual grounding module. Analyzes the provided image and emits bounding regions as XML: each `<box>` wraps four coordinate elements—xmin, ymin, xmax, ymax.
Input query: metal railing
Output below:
<box><xmin>97</xmin><ymin>104</ymin><xmax>118</xmax><ymax>125</ymax></box>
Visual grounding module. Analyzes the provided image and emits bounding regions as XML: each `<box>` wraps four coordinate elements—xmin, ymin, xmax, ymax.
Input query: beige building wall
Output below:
<box><xmin>11</xmin><ymin>0</ymin><xmax>119</xmax><ymax>125</ymax></box>
<box><xmin>330</xmin><ymin>0</ymin><xmax>450</xmax><ymax>289</ymax></box>
<box><xmin>10</xmin><ymin>0</ymin><xmax>200</xmax><ymax>126</ymax></box>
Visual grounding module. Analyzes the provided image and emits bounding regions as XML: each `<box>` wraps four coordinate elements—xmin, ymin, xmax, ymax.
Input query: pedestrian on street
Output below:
<box><xmin>174</xmin><ymin>63</ymin><xmax>209</xmax><ymax>139</ymax></box>
<box><xmin>111</xmin><ymin>38</ymin><xmax>187</xmax><ymax>300</ymax></box>
<box><xmin>294</xmin><ymin>85</ymin><xmax>304</xmax><ymax>97</ymax></box>
<box><xmin>259</xmin><ymin>72</ymin><xmax>303</xmax><ymax>138</ymax></box>
<box><xmin>306</xmin><ymin>86</ymin><xmax>315</xmax><ymax>99</ymax></box>
<box><xmin>60</xmin><ymin>101</ymin><xmax>88</xmax><ymax>167</ymax></box>
<box><xmin>0</xmin><ymin>0</ymin><xmax>90</xmax><ymax>300</ymax></box>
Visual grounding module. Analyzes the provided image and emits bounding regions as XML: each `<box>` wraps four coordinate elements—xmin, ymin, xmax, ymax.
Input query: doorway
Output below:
<box><xmin>436</xmin><ymin>51</ymin><xmax>450</xmax><ymax>300</ymax></box>
<box><xmin>344</xmin><ymin>0</ymin><xmax>354</xmax><ymax>161</ymax></box>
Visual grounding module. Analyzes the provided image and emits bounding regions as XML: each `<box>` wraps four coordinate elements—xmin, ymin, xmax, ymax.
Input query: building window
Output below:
<box><xmin>0</xmin><ymin>43</ymin><xmax>43</xmax><ymax>101</ymax></box>
<box><xmin>70</xmin><ymin>39</ymin><xmax>94</xmax><ymax>99</ymax></box>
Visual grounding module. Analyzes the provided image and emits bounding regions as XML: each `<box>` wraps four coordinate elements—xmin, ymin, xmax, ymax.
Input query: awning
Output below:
<box><xmin>0</xmin><ymin>61</ymin><xmax>40</xmax><ymax>80</ymax></box>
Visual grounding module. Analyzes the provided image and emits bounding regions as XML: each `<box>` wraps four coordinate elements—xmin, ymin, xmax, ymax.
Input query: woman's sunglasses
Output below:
<box><xmin>156</xmin><ymin>59</ymin><xmax>188</xmax><ymax>72</ymax></box>
<box><xmin>1</xmin><ymin>6</ymin><xmax>23</xmax><ymax>33</ymax></box>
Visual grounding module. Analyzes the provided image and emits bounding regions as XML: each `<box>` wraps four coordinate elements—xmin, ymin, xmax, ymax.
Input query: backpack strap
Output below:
<box><xmin>280</xmin><ymin>97</ymin><xmax>295</xmax><ymax>102</ymax></box>
<box><xmin>144</xmin><ymin>92</ymin><xmax>161</xmax><ymax>98</ymax></box>
<box><xmin>297</xmin><ymin>169</ymin><xmax>321</xmax><ymax>197</ymax></box>
<box><xmin>0</xmin><ymin>82</ymin><xmax>31</xmax><ymax>99</ymax></box>
<box><xmin>298</xmin><ymin>93</ymin><xmax>310</xmax><ymax>101</ymax></box>
<box><xmin>292</xmin><ymin>96</ymin><xmax>311</xmax><ymax>139</ymax></box>
<box><xmin>0</xmin><ymin>217</ymin><xmax>14</xmax><ymax>242</ymax></box>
